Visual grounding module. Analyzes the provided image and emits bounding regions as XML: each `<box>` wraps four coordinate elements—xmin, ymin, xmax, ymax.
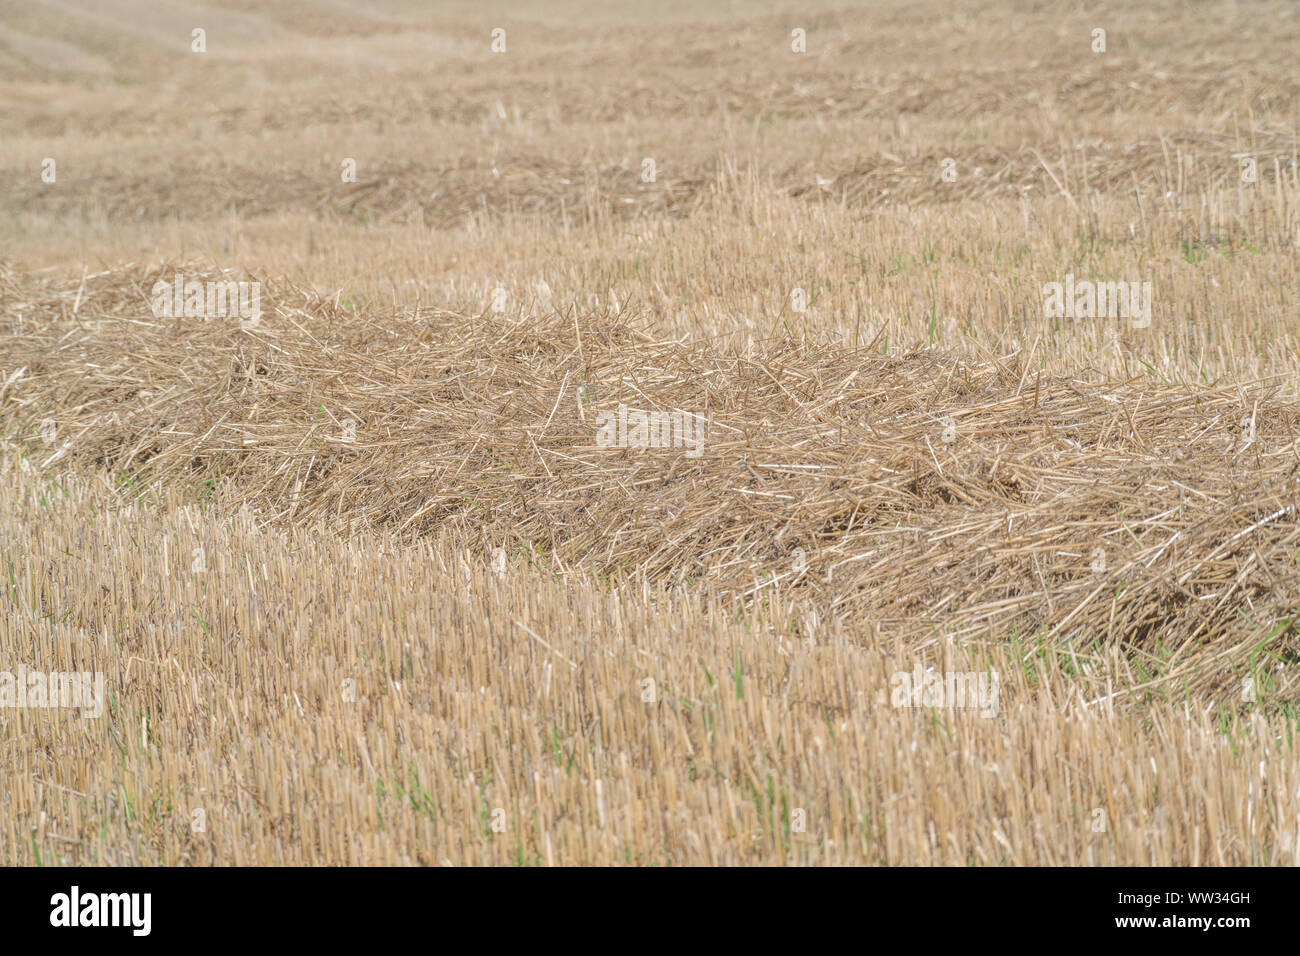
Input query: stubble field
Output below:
<box><xmin>1</xmin><ymin>0</ymin><xmax>1299</xmax><ymax>865</ymax></box>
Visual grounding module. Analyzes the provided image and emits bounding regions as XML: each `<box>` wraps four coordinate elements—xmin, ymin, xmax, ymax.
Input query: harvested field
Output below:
<box><xmin>1</xmin><ymin>0</ymin><xmax>1299</xmax><ymax>867</ymax></box>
